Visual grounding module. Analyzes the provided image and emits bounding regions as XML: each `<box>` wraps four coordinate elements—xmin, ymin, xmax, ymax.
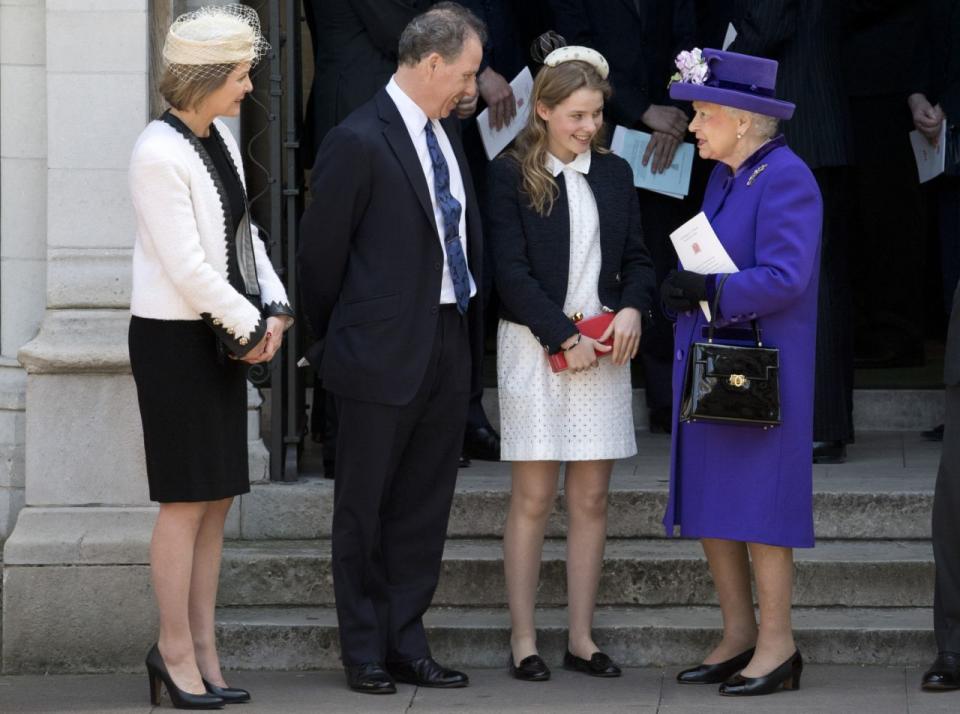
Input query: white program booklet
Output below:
<box><xmin>910</xmin><ymin>120</ymin><xmax>946</xmax><ymax>183</ymax></box>
<box><xmin>611</xmin><ymin>125</ymin><xmax>695</xmax><ymax>199</ymax></box>
<box><xmin>722</xmin><ymin>22</ymin><xmax>738</xmax><ymax>50</ymax></box>
<box><xmin>477</xmin><ymin>66</ymin><xmax>534</xmax><ymax>160</ymax></box>
<box><xmin>669</xmin><ymin>211</ymin><xmax>739</xmax><ymax>320</ymax></box>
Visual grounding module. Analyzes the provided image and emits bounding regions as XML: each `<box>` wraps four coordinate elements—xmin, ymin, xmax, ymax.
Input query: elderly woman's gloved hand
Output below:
<box><xmin>660</xmin><ymin>270</ymin><xmax>708</xmax><ymax>312</ymax></box>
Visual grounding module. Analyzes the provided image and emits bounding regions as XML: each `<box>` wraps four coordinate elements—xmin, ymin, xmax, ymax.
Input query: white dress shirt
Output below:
<box><xmin>385</xmin><ymin>77</ymin><xmax>477</xmax><ymax>303</ymax></box>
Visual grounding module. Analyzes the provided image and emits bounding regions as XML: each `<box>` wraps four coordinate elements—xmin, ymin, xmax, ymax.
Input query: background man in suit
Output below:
<box><xmin>548</xmin><ymin>0</ymin><xmax>696</xmax><ymax>433</ymax></box>
<box><xmin>726</xmin><ymin>0</ymin><xmax>855</xmax><ymax>463</ymax></box>
<box><xmin>298</xmin><ymin>3</ymin><xmax>486</xmax><ymax>695</ymax></box>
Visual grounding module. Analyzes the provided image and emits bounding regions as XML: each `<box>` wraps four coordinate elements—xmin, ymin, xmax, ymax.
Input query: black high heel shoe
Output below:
<box><xmin>719</xmin><ymin>650</ymin><xmax>803</xmax><ymax>696</ymax></box>
<box><xmin>676</xmin><ymin>647</ymin><xmax>755</xmax><ymax>684</ymax></box>
<box><xmin>203</xmin><ymin>679</ymin><xmax>251</xmax><ymax>704</ymax></box>
<box><xmin>145</xmin><ymin>644</ymin><xmax>225</xmax><ymax>710</ymax></box>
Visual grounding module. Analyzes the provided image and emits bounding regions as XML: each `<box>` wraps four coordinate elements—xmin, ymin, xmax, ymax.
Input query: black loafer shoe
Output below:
<box><xmin>562</xmin><ymin>650</ymin><xmax>622</xmax><ymax>678</ymax></box>
<box><xmin>344</xmin><ymin>663</ymin><xmax>396</xmax><ymax>694</ymax></box>
<box><xmin>463</xmin><ymin>426</ymin><xmax>501</xmax><ymax>461</ymax></box>
<box><xmin>202</xmin><ymin>679</ymin><xmax>251</xmax><ymax>704</ymax></box>
<box><xmin>676</xmin><ymin>648</ymin><xmax>755</xmax><ymax>684</ymax></box>
<box><xmin>922</xmin><ymin>652</ymin><xmax>960</xmax><ymax>690</ymax></box>
<box><xmin>812</xmin><ymin>441</ymin><xmax>845</xmax><ymax>464</ymax></box>
<box><xmin>387</xmin><ymin>657</ymin><xmax>469</xmax><ymax>688</ymax></box>
<box><xmin>719</xmin><ymin>650</ymin><xmax>802</xmax><ymax>696</ymax></box>
<box><xmin>508</xmin><ymin>653</ymin><xmax>551</xmax><ymax>682</ymax></box>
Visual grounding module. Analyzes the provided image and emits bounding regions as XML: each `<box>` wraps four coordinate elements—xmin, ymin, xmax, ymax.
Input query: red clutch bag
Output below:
<box><xmin>547</xmin><ymin>312</ymin><xmax>615</xmax><ymax>373</ymax></box>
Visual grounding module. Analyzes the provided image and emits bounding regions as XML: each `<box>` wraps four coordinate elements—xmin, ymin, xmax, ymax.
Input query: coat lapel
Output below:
<box><xmin>376</xmin><ymin>90</ymin><xmax>439</xmax><ymax>239</ymax></box>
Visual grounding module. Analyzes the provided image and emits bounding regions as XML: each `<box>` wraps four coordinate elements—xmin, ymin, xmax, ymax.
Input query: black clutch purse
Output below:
<box><xmin>679</xmin><ymin>275</ymin><xmax>781</xmax><ymax>428</ymax></box>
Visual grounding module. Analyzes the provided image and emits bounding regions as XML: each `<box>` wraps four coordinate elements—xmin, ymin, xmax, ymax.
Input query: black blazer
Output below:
<box><xmin>302</xmin><ymin>0</ymin><xmax>430</xmax><ymax>168</ymax></box>
<box><xmin>548</xmin><ymin>0</ymin><xmax>696</xmax><ymax>129</ymax></box>
<box><xmin>727</xmin><ymin>0</ymin><xmax>853</xmax><ymax>170</ymax></box>
<box><xmin>487</xmin><ymin>151</ymin><xmax>656</xmax><ymax>354</ymax></box>
<box><xmin>298</xmin><ymin>89</ymin><xmax>484</xmax><ymax>406</ymax></box>
<box><xmin>913</xmin><ymin>0</ymin><xmax>960</xmax><ymax>123</ymax></box>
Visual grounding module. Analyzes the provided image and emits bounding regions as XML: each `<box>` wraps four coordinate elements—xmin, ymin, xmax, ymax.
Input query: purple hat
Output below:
<box><xmin>668</xmin><ymin>48</ymin><xmax>795</xmax><ymax>120</ymax></box>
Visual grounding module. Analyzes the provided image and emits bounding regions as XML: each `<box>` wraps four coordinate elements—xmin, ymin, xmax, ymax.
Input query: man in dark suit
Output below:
<box><xmin>925</xmin><ymin>281</ymin><xmax>960</xmax><ymax>689</ymax></box>
<box><xmin>548</xmin><ymin>0</ymin><xmax>696</xmax><ymax>433</ymax></box>
<box><xmin>726</xmin><ymin>0</ymin><xmax>855</xmax><ymax>463</ymax></box>
<box><xmin>298</xmin><ymin>3</ymin><xmax>486</xmax><ymax>694</ymax></box>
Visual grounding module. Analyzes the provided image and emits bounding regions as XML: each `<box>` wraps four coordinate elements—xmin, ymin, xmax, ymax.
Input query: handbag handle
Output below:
<box><xmin>706</xmin><ymin>274</ymin><xmax>763</xmax><ymax>347</ymax></box>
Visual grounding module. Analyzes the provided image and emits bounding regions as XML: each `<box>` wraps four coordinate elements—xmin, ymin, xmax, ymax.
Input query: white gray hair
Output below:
<box><xmin>397</xmin><ymin>2</ymin><xmax>487</xmax><ymax>66</ymax></box>
<box><xmin>722</xmin><ymin>105</ymin><xmax>779</xmax><ymax>140</ymax></box>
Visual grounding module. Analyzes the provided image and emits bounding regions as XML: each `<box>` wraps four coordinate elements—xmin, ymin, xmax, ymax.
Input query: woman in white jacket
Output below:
<box><xmin>128</xmin><ymin>5</ymin><xmax>292</xmax><ymax>708</ymax></box>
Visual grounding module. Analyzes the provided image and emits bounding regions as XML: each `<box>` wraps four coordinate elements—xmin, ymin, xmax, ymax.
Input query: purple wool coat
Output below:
<box><xmin>663</xmin><ymin>136</ymin><xmax>823</xmax><ymax>548</ymax></box>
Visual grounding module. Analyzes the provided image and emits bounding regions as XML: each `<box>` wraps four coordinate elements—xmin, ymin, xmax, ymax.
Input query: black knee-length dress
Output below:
<box><xmin>129</xmin><ymin>121</ymin><xmax>254</xmax><ymax>503</ymax></box>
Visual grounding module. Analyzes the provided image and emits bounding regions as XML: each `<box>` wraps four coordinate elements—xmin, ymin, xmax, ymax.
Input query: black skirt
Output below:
<box><xmin>129</xmin><ymin>316</ymin><xmax>250</xmax><ymax>502</ymax></box>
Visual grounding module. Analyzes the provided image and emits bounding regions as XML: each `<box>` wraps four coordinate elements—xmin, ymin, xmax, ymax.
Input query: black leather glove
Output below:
<box><xmin>660</xmin><ymin>270</ymin><xmax>708</xmax><ymax>313</ymax></box>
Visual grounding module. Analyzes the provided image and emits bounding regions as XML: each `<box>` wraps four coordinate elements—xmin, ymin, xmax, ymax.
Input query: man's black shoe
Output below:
<box><xmin>648</xmin><ymin>407</ymin><xmax>672</xmax><ymax>434</ymax></box>
<box><xmin>463</xmin><ymin>426</ymin><xmax>501</xmax><ymax>461</ymax></box>
<box><xmin>813</xmin><ymin>440</ymin><xmax>846</xmax><ymax>464</ymax></box>
<box><xmin>459</xmin><ymin>454</ymin><xmax>471</xmax><ymax>468</ymax></box>
<box><xmin>344</xmin><ymin>663</ymin><xmax>396</xmax><ymax>694</ymax></box>
<box><xmin>922</xmin><ymin>652</ymin><xmax>960</xmax><ymax>690</ymax></box>
<box><xmin>922</xmin><ymin>424</ymin><xmax>945</xmax><ymax>442</ymax></box>
<box><xmin>386</xmin><ymin>657</ymin><xmax>469</xmax><ymax>688</ymax></box>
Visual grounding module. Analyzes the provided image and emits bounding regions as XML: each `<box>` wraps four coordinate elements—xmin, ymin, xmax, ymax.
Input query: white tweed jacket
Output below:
<box><xmin>129</xmin><ymin>116</ymin><xmax>292</xmax><ymax>356</ymax></box>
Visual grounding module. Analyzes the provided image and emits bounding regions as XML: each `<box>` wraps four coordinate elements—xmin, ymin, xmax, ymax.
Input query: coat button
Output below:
<box><xmin>431</xmin><ymin>305</ymin><xmax>438</xmax><ymax>314</ymax></box>
<box><xmin>239</xmin><ymin>337</ymin><xmax>249</xmax><ymax>346</ymax></box>
<box><xmin>213</xmin><ymin>318</ymin><xmax>222</xmax><ymax>326</ymax></box>
<box><xmin>435</xmin><ymin>261</ymin><xmax>442</xmax><ymax>270</ymax></box>
<box><xmin>676</xmin><ymin>349</ymin><xmax>684</xmax><ymax>361</ymax></box>
<box><xmin>615</xmin><ymin>272</ymin><xmax>621</xmax><ymax>282</ymax></box>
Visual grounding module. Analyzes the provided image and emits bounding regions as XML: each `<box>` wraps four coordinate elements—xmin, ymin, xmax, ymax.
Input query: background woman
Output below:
<box><xmin>487</xmin><ymin>40</ymin><xmax>656</xmax><ymax>682</ymax></box>
<box><xmin>661</xmin><ymin>48</ymin><xmax>822</xmax><ymax>697</ymax></box>
<box><xmin>128</xmin><ymin>5</ymin><xmax>293</xmax><ymax>708</ymax></box>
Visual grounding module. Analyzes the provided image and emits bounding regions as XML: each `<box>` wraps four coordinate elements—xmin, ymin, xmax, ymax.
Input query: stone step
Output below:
<box><xmin>215</xmin><ymin>605</ymin><xmax>935</xmax><ymax>669</ymax></box>
<box><xmin>233</xmin><ymin>430</ymin><xmax>939</xmax><ymax>540</ymax></box>
<box><xmin>219</xmin><ymin>538</ymin><xmax>934</xmax><ymax>610</ymax></box>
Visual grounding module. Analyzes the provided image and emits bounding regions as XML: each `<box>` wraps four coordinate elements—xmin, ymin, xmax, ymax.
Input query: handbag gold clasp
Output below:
<box><xmin>728</xmin><ymin>374</ymin><xmax>747</xmax><ymax>388</ymax></box>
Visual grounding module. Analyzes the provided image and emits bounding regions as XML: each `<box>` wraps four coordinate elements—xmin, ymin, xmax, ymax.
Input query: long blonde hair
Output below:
<box><xmin>508</xmin><ymin>60</ymin><xmax>611</xmax><ymax>216</ymax></box>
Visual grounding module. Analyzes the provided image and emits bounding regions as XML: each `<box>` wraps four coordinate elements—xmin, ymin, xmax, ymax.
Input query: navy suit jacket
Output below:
<box><xmin>298</xmin><ymin>89</ymin><xmax>484</xmax><ymax>405</ymax></box>
<box><xmin>486</xmin><ymin>151</ymin><xmax>656</xmax><ymax>354</ymax></box>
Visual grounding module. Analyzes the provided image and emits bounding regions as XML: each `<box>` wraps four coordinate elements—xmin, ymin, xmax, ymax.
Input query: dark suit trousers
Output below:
<box><xmin>812</xmin><ymin>167</ymin><xmax>855</xmax><ymax>443</ymax></box>
<box><xmin>934</xmin><ymin>385</ymin><xmax>960</xmax><ymax>653</ymax></box>
<box><xmin>331</xmin><ymin>306</ymin><xmax>470</xmax><ymax>665</ymax></box>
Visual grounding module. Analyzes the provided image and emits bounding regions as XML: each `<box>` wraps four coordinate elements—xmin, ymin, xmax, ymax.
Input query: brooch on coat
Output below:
<box><xmin>746</xmin><ymin>163</ymin><xmax>768</xmax><ymax>186</ymax></box>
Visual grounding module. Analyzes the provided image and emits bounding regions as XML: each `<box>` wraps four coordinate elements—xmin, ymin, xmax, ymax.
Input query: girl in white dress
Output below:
<box><xmin>487</xmin><ymin>42</ymin><xmax>656</xmax><ymax>681</ymax></box>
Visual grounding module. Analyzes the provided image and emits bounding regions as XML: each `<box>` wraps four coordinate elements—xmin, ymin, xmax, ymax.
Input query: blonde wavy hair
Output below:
<box><xmin>508</xmin><ymin>60</ymin><xmax>611</xmax><ymax>216</ymax></box>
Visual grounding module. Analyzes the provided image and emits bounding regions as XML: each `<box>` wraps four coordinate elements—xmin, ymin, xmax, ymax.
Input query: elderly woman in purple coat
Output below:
<box><xmin>658</xmin><ymin>49</ymin><xmax>823</xmax><ymax>698</ymax></box>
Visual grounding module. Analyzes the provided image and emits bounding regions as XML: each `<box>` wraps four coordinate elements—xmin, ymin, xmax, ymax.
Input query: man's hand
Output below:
<box><xmin>600</xmin><ymin>308</ymin><xmax>642</xmax><ymax>366</ymax></box>
<box><xmin>642</xmin><ymin>131</ymin><xmax>682</xmax><ymax>174</ymax></box>
<box><xmin>456</xmin><ymin>93</ymin><xmax>479</xmax><ymax>119</ymax></box>
<box><xmin>909</xmin><ymin>92</ymin><xmax>945</xmax><ymax>145</ymax></box>
<box><xmin>641</xmin><ymin>104</ymin><xmax>688</xmax><ymax>140</ymax></box>
<box><xmin>478</xmin><ymin>67</ymin><xmax>516</xmax><ymax>131</ymax></box>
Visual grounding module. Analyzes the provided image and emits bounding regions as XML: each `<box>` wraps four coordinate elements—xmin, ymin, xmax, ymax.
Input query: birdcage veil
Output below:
<box><xmin>162</xmin><ymin>4</ymin><xmax>269</xmax><ymax>83</ymax></box>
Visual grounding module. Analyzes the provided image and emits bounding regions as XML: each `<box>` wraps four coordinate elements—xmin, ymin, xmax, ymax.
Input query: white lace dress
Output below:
<box><xmin>497</xmin><ymin>151</ymin><xmax>637</xmax><ymax>462</ymax></box>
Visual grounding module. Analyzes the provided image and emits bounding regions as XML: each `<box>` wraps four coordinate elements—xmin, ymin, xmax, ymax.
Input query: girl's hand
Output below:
<box><xmin>562</xmin><ymin>333</ymin><xmax>612</xmax><ymax>373</ymax></box>
<box><xmin>601</xmin><ymin>308</ymin><xmax>642</xmax><ymax>366</ymax></box>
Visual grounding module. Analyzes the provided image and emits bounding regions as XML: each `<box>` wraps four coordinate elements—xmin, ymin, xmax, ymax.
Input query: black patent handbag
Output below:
<box><xmin>679</xmin><ymin>275</ymin><xmax>781</xmax><ymax>428</ymax></box>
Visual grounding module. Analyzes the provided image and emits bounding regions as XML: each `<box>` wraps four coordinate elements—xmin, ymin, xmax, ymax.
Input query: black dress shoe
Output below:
<box><xmin>459</xmin><ymin>453</ymin><xmax>471</xmax><ymax>468</ymax></box>
<box><xmin>202</xmin><ymin>679</ymin><xmax>250</xmax><ymax>704</ymax></box>
<box><xmin>676</xmin><ymin>647</ymin><xmax>755</xmax><ymax>684</ymax></box>
<box><xmin>145</xmin><ymin>644</ymin><xmax>225</xmax><ymax>709</ymax></box>
<box><xmin>922</xmin><ymin>651</ymin><xmax>960</xmax><ymax>690</ymax></box>
<box><xmin>922</xmin><ymin>424</ymin><xmax>945</xmax><ymax>442</ymax></box>
<box><xmin>322</xmin><ymin>458</ymin><xmax>335</xmax><ymax>480</ymax></box>
<box><xmin>386</xmin><ymin>657</ymin><xmax>469</xmax><ymax>688</ymax></box>
<box><xmin>463</xmin><ymin>426</ymin><xmax>501</xmax><ymax>461</ymax></box>
<box><xmin>344</xmin><ymin>663</ymin><xmax>396</xmax><ymax>694</ymax></box>
<box><xmin>508</xmin><ymin>653</ymin><xmax>551</xmax><ymax>682</ymax></box>
<box><xmin>562</xmin><ymin>650</ymin><xmax>622</xmax><ymax>678</ymax></box>
<box><xmin>812</xmin><ymin>441</ymin><xmax>846</xmax><ymax>464</ymax></box>
<box><xmin>719</xmin><ymin>650</ymin><xmax>802</xmax><ymax>696</ymax></box>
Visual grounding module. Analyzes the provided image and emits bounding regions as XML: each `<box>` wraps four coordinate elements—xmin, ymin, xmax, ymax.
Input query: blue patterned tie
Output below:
<box><xmin>424</xmin><ymin>120</ymin><xmax>471</xmax><ymax>314</ymax></box>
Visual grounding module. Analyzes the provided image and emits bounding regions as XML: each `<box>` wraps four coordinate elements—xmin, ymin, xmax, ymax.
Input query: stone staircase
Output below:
<box><xmin>214</xmin><ymin>385</ymin><xmax>945</xmax><ymax>669</ymax></box>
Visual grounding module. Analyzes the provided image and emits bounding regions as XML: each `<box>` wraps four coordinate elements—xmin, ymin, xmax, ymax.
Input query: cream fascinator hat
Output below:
<box><xmin>529</xmin><ymin>31</ymin><xmax>610</xmax><ymax>79</ymax></box>
<box><xmin>162</xmin><ymin>4</ymin><xmax>269</xmax><ymax>83</ymax></box>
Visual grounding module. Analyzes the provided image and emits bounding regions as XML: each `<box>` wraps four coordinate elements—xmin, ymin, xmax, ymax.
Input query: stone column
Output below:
<box><xmin>2</xmin><ymin>0</ymin><xmax>155</xmax><ymax>673</ymax></box>
<box><xmin>0</xmin><ymin>0</ymin><xmax>47</xmax><ymax>541</ymax></box>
